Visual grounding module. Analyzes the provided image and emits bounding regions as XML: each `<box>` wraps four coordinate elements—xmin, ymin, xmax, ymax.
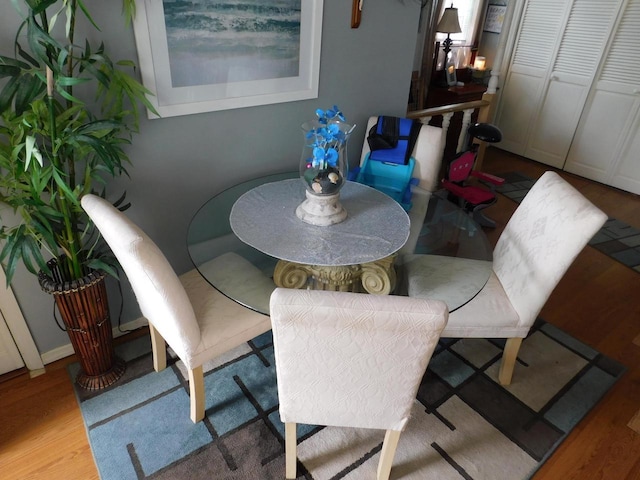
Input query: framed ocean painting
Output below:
<box><xmin>132</xmin><ymin>0</ymin><xmax>323</xmax><ymax>118</ymax></box>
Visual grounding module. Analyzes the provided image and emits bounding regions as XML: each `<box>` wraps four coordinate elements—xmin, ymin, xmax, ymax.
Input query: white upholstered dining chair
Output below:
<box><xmin>405</xmin><ymin>171</ymin><xmax>608</xmax><ymax>385</ymax></box>
<box><xmin>81</xmin><ymin>194</ymin><xmax>272</xmax><ymax>423</ymax></box>
<box><xmin>269</xmin><ymin>288</ymin><xmax>448</xmax><ymax>480</ymax></box>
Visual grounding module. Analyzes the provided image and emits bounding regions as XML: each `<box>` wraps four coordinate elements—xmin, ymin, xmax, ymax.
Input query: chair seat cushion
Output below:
<box><xmin>442</xmin><ymin>182</ymin><xmax>495</xmax><ymax>206</ymax></box>
<box><xmin>441</xmin><ymin>271</ymin><xmax>525</xmax><ymax>338</ymax></box>
<box><xmin>198</xmin><ymin>252</ymin><xmax>275</xmax><ymax>313</ymax></box>
<box><xmin>459</xmin><ymin>186</ymin><xmax>495</xmax><ymax>205</ymax></box>
<box><xmin>179</xmin><ymin>269</ymin><xmax>272</xmax><ymax>369</ymax></box>
<box><xmin>404</xmin><ymin>255</ymin><xmax>492</xmax><ymax>311</ymax></box>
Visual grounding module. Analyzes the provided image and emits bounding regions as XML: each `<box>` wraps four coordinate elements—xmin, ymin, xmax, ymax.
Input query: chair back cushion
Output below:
<box><xmin>494</xmin><ymin>171</ymin><xmax>607</xmax><ymax>328</ymax></box>
<box><xmin>446</xmin><ymin>151</ymin><xmax>476</xmax><ymax>183</ymax></box>
<box><xmin>81</xmin><ymin>195</ymin><xmax>201</xmax><ymax>359</ymax></box>
<box><xmin>270</xmin><ymin>288</ymin><xmax>447</xmax><ymax>431</ymax></box>
<box><xmin>367</xmin><ymin>116</ymin><xmax>421</xmax><ymax>165</ymax></box>
<box><xmin>360</xmin><ymin>116</ymin><xmax>444</xmax><ymax>192</ymax></box>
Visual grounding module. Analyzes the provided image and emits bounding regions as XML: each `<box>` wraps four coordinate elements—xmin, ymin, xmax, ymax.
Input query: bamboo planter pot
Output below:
<box><xmin>38</xmin><ymin>260</ymin><xmax>125</xmax><ymax>390</ymax></box>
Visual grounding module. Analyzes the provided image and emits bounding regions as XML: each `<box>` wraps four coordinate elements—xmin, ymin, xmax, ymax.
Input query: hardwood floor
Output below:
<box><xmin>482</xmin><ymin>149</ymin><xmax>640</xmax><ymax>480</ymax></box>
<box><xmin>0</xmin><ymin>345</ymin><xmax>101</xmax><ymax>479</ymax></box>
<box><xmin>1</xmin><ymin>148</ymin><xmax>639</xmax><ymax>479</ymax></box>
<box><xmin>0</xmin><ymin>328</ymin><xmax>147</xmax><ymax>479</ymax></box>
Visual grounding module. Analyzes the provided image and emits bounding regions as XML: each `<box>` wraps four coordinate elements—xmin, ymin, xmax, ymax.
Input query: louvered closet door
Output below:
<box><xmin>524</xmin><ymin>0</ymin><xmax>621</xmax><ymax>167</ymax></box>
<box><xmin>565</xmin><ymin>0</ymin><xmax>640</xmax><ymax>194</ymax></box>
<box><xmin>496</xmin><ymin>0</ymin><xmax>571</xmax><ymax>156</ymax></box>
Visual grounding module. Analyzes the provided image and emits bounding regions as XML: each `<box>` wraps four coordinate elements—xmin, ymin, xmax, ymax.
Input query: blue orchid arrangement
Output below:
<box><xmin>300</xmin><ymin>105</ymin><xmax>354</xmax><ymax>195</ymax></box>
<box><xmin>306</xmin><ymin>106</ymin><xmax>348</xmax><ymax>170</ymax></box>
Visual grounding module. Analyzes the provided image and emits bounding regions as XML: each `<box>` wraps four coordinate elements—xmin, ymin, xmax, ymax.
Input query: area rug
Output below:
<box><xmin>496</xmin><ymin>172</ymin><xmax>640</xmax><ymax>273</ymax></box>
<box><xmin>69</xmin><ymin>319</ymin><xmax>625</xmax><ymax>480</ymax></box>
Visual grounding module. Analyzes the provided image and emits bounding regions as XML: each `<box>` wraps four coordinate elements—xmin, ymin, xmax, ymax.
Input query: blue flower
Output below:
<box><xmin>326</xmin><ymin>123</ymin><xmax>339</xmax><ymax>138</ymax></box>
<box><xmin>327</xmin><ymin>105</ymin><xmax>345</xmax><ymax>122</ymax></box>
<box><xmin>306</xmin><ymin>105</ymin><xmax>348</xmax><ymax>171</ymax></box>
<box><xmin>325</xmin><ymin>148</ymin><xmax>338</xmax><ymax>166</ymax></box>
<box><xmin>311</xmin><ymin>147</ymin><xmax>338</xmax><ymax>168</ymax></box>
<box><xmin>315</xmin><ymin>105</ymin><xmax>345</xmax><ymax>125</ymax></box>
<box><xmin>312</xmin><ymin>147</ymin><xmax>325</xmax><ymax>167</ymax></box>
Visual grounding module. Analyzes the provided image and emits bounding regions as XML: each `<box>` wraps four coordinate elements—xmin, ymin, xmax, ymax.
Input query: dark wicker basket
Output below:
<box><xmin>39</xmin><ymin>259</ymin><xmax>125</xmax><ymax>390</ymax></box>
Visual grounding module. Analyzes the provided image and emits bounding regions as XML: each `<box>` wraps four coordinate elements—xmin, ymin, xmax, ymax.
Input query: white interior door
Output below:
<box><xmin>0</xmin><ymin>310</ymin><xmax>24</xmax><ymax>375</ymax></box>
<box><xmin>0</xmin><ymin>268</ymin><xmax>44</xmax><ymax>376</ymax></box>
<box><xmin>523</xmin><ymin>0</ymin><xmax>621</xmax><ymax>168</ymax></box>
<box><xmin>524</xmin><ymin>74</ymin><xmax>590</xmax><ymax>168</ymax></box>
<box><xmin>611</xmin><ymin>107</ymin><xmax>640</xmax><ymax>194</ymax></box>
<box><xmin>496</xmin><ymin>0</ymin><xmax>570</xmax><ymax>155</ymax></box>
<box><xmin>564</xmin><ymin>0</ymin><xmax>640</xmax><ymax>194</ymax></box>
<box><xmin>565</xmin><ymin>84</ymin><xmax>638</xmax><ymax>183</ymax></box>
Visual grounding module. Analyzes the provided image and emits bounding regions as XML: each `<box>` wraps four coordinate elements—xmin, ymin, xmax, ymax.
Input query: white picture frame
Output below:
<box><xmin>483</xmin><ymin>4</ymin><xmax>506</xmax><ymax>34</ymax></box>
<box><xmin>132</xmin><ymin>0</ymin><xmax>323</xmax><ymax>119</ymax></box>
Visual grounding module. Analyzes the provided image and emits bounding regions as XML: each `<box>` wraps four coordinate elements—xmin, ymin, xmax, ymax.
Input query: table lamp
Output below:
<box><xmin>437</xmin><ymin>3</ymin><xmax>462</xmax><ymax>86</ymax></box>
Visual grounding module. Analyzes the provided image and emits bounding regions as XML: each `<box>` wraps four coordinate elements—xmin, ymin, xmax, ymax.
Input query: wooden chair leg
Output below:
<box><xmin>285</xmin><ymin>422</ymin><xmax>297</xmax><ymax>479</ymax></box>
<box><xmin>188</xmin><ymin>366</ymin><xmax>205</xmax><ymax>423</ymax></box>
<box><xmin>377</xmin><ymin>429</ymin><xmax>401</xmax><ymax>480</ymax></box>
<box><xmin>498</xmin><ymin>337</ymin><xmax>523</xmax><ymax>385</ymax></box>
<box><xmin>149</xmin><ymin>323</ymin><xmax>167</xmax><ymax>372</ymax></box>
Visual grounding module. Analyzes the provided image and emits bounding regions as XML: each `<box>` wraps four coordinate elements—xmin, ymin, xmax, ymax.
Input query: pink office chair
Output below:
<box><xmin>441</xmin><ymin>123</ymin><xmax>505</xmax><ymax>227</ymax></box>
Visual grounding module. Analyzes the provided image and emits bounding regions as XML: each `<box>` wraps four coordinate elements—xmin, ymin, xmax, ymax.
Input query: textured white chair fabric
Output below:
<box><xmin>270</xmin><ymin>288</ymin><xmax>448</xmax><ymax>480</ymax></box>
<box><xmin>81</xmin><ymin>194</ymin><xmax>271</xmax><ymax>423</ymax></box>
<box><xmin>406</xmin><ymin>171</ymin><xmax>608</xmax><ymax>384</ymax></box>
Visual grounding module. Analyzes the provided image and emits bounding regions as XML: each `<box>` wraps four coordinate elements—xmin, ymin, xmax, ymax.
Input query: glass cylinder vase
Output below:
<box><xmin>296</xmin><ymin>120</ymin><xmax>354</xmax><ymax>226</ymax></box>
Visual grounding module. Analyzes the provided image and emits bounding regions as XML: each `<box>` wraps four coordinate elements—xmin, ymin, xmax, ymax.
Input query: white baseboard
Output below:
<box><xmin>40</xmin><ymin>317</ymin><xmax>148</xmax><ymax>365</ymax></box>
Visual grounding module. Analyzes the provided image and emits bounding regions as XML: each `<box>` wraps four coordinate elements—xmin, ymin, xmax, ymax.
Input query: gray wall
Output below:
<box><xmin>0</xmin><ymin>1</ymin><xmax>422</xmax><ymax>355</ymax></box>
<box><xmin>477</xmin><ymin>0</ymin><xmax>510</xmax><ymax>69</ymax></box>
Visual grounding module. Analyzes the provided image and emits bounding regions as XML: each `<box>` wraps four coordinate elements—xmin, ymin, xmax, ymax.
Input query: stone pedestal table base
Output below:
<box><xmin>273</xmin><ymin>255</ymin><xmax>397</xmax><ymax>295</ymax></box>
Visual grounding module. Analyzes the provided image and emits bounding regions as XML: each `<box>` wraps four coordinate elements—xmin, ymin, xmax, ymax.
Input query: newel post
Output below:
<box><xmin>475</xmin><ymin>0</ymin><xmax>519</xmax><ymax>170</ymax></box>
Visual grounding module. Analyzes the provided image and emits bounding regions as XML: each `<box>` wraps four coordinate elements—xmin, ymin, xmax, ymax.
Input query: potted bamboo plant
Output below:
<box><xmin>0</xmin><ymin>0</ymin><xmax>156</xmax><ymax>389</ymax></box>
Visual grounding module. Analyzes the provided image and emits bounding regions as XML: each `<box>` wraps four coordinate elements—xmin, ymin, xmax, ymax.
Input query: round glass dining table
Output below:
<box><xmin>187</xmin><ymin>171</ymin><xmax>493</xmax><ymax>315</ymax></box>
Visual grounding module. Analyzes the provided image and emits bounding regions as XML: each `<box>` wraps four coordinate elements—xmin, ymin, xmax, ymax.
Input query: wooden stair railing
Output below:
<box><xmin>404</xmin><ymin>0</ymin><xmax>514</xmax><ymax>172</ymax></box>
<box><xmin>407</xmin><ymin>91</ymin><xmax>497</xmax><ymax>171</ymax></box>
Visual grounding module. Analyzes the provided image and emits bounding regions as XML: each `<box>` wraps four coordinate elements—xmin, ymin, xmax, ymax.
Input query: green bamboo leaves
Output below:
<box><xmin>0</xmin><ymin>0</ymin><xmax>153</xmax><ymax>285</ymax></box>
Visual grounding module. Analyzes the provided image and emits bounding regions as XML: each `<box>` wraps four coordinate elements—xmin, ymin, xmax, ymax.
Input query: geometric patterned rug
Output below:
<box><xmin>70</xmin><ymin>319</ymin><xmax>625</xmax><ymax>479</ymax></box>
<box><xmin>496</xmin><ymin>172</ymin><xmax>640</xmax><ymax>273</ymax></box>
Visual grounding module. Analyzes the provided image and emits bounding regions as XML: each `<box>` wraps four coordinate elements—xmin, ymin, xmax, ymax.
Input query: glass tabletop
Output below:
<box><xmin>187</xmin><ymin>172</ymin><xmax>493</xmax><ymax>315</ymax></box>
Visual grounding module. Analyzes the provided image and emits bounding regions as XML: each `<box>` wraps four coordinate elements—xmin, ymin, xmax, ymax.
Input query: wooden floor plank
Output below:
<box><xmin>0</xmin><ymin>148</ymin><xmax>639</xmax><ymax>479</ymax></box>
<box><xmin>629</xmin><ymin>410</ymin><xmax>640</xmax><ymax>435</ymax></box>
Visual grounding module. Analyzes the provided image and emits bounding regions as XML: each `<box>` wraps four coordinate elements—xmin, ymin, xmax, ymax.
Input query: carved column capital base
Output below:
<box><xmin>273</xmin><ymin>255</ymin><xmax>397</xmax><ymax>295</ymax></box>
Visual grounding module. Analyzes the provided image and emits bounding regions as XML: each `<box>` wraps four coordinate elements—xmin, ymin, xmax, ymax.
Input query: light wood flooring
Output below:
<box><xmin>1</xmin><ymin>148</ymin><xmax>639</xmax><ymax>479</ymax></box>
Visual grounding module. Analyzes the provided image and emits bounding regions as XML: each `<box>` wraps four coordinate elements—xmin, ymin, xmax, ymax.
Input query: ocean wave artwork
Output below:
<box><xmin>163</xmin><ymin>0</ymin><xmax>302</xmax><ymax>88</ymax></box>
